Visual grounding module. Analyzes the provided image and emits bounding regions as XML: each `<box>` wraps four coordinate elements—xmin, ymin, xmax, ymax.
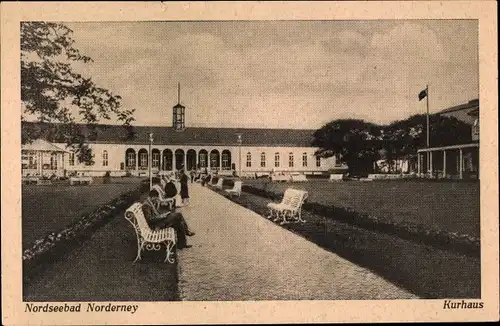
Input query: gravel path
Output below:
<box><xmin>177</xmin><ymin>184</ymin><xmax>418</xmax><ymax>301</ymax></box>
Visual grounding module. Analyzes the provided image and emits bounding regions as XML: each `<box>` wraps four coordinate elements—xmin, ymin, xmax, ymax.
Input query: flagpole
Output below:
<box><xmin>426</xmin><ymin>84</ymin><xmax>429</xmax><ymax>148</ymax></box>
<box><xmin>426</xmin><ymin>85</ymin><xmax>430</xmax><ymax>174</ymax></box>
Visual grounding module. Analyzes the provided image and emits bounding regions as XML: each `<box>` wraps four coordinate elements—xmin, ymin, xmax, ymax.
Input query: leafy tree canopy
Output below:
<box><xmin>21</xmin><ymin>22</ymin><xmax>135</xmax><ymax>163</ymax></box>
<box><xmin>312</xmin><ymin>114</ymin><xmax>473</xmax><ymax>174</ymax></box>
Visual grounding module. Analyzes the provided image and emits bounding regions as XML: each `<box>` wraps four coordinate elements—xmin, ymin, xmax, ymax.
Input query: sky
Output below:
<box><xmin>62</xmin><ymin>20</ymin><xmax>478</xmax><ymax>129</ymax></box>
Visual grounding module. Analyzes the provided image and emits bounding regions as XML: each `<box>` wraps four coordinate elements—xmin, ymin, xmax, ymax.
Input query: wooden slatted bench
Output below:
<box><xmin>266</xmin><ymin>188</ymin><xmax>308</xmax><ymax>225</ymax></box>
<box><xmin>124</xmin><ymin>203</ymin><xmax>177</xmax><ymax>263</ymax></box>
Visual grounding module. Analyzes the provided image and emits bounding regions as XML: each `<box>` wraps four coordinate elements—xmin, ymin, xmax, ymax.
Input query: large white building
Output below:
<box><xmin>22</xmin><ymin>100</ymin><xmax>343</xmax><ymax>178</ymax></box>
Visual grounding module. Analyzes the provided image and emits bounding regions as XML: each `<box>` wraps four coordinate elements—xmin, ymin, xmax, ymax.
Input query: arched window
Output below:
<box><xmin>302</xmin><ymin>152</ymin><xmax>308</xmax><ymax>167</ymax></box>
<box><xmin>246</xmin><ymin>152</ymin><xmax>252</xmax><ymax>167</ymax></box>
<box><xmin>138</xmin><ymin>149</ymin><xmax>148</xmax><ymax>169</ymax></box>
<box><xmin>125</xmin><ymin>149</ymin><xmax>136</xmax><ymax>168</ymax></box>
<box><xmin>221</xmin><ymin>150</ymin><xmax>231</xmax><ymax>169</ymax></box>
<box><xmin>288</xmin><ymin>152</ymin><xmax>294</xmax><ymax>168</ymax></box>
<box><xmin>260</xmin><ymin>152</ymin><xmax>266</xmax><ymax>167</ymax></box>
<box><xmin>102</xmin><ymin>150</ymin><xmax>108</xmax><ymax>167</ymax></box>
<box><xmin>152</xmin><ymin>149</ymin><xmax>160</xmax><ymax>168</ymax></box>
<box><xmin>210</xmin><ymin>150</ymin><xmax>219</xmax><ymax>169</ymax></box>
<box><xmin>198</xmin><ymin>150</ymin><xmax>208</xmax><ymax>168</ymax></box>
<box><xmin>274</xmin><ymin>152</ymin><xmax>280</xmax><ymax>168</ymax></box>
<box><xmin>162</xmin><ymin>149</ymin><xmax>173</xmax><ymax>170</ymax></box>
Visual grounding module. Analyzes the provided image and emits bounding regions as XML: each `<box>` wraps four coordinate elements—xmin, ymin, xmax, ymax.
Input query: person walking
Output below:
<box><xmin>180</xmin><ymin>169</ymin><xmax>190</xmax><ymax>205</ymax></box>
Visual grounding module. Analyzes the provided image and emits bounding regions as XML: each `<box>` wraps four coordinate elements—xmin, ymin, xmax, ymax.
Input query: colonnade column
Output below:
<box><xmin>38</xmin><ymin>152</ymin><xmax>42</xmax><ymax>175</ymax></box>
<box><xmin>219</xmin><ymin>150</ymin><xmax>222</xmax><ymax>171</ymax></box>
<box><xmin>459</xmin><ymin>149</ymin><xmax>463</xmax><ymax>179</ymax></box>
<box><xmin>443</xmin><ymin>150</ymin><xmax>447</xmax><ymax>178</ymax></box>
<box><xmin>417</xmin><ymin>152</ymin><xmax>421</xmax><ymax>176</ymax></box>
<box><xmin>429</xmin><ymin>151</ymin><xmax>433</xmax><ymax>175</ymax></box>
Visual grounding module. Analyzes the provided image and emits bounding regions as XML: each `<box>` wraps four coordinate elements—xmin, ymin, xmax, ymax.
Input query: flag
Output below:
<box><xmin>418</xmin><ymin>88</ymin><xmax>428</xmax><ymax>101</ymax></box>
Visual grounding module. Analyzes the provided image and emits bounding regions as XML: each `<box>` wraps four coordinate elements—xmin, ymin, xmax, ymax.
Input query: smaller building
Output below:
<box><xmin>417</xmin><ymin>99</ymin><xmax>479</xmax><ymax>180</ymax></box>
<box><xmin>21</xmin><ymin>139</ymin><xmax>67</xmax><ymax>178</ymax></box>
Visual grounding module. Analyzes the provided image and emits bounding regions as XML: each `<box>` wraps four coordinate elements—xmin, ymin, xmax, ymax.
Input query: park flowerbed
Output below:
<box><xmin>240</xmin><ymin>184</ymin><xmax>479</xmax><ymax>257</ymax></box>
<box><xmin>22</xmin><ymin>185</ymin><xmax>146</xmax><ymax>282</ymax></box>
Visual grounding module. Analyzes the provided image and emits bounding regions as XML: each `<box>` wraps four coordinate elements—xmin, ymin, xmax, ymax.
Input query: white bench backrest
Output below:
<box><xmin>282</xmin><ymin>188</ymin><xmax>308</xmax><ymax>211</ymax></box>
<box><xmin>281</xmin><ymin>189</ymin><xmax>295</xmax><ymax>206</ymax></box>
<box><xmin>152</xmin><ymin>184</ymin><xmax>165</xmax><ymax>196</ymax></box>
<box><xmin>125</xmin><ymin>202</ymin><xmax>151</xmax><ymax>237</ymax></box>
<box><xmin>233</xmin><ymin>181</ymin><xmax>242</xmax><ymax>192</ymax></box>
<box><xmin>329</xmin><ymin>174</ymin><xmax>344</xmax><ymax>181</ymax></box>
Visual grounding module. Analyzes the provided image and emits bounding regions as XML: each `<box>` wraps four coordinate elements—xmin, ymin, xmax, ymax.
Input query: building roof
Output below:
<box><xmin>438</xmin><ymin>99</ymin><xmax>479</xmax><ymax>115</ymax></box>
<box><xmin>22</xmin><ymin>121</ymin><xmax>317</xmax><ymax>147</ymax></box>
<box><xmin>22</xmin><ymin>138</ymin><xmax>68</xmax><ymax>152</ymax></box>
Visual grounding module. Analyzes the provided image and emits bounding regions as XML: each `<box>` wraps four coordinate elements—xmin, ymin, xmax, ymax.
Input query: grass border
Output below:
<box><xmin>22</xmin><ymin>183</ymin><xmax>148</xmax><ymax>282</ymax></box>
<box><xmin>241</xmin><ymin>184</ymin><xmax>479</xmax><ymax>257</ymax></box>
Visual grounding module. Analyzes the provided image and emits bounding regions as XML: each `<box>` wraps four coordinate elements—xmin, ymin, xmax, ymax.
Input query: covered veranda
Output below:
<box><xmin>417</xmin><ymin>143</ymin><xmax>479</xmax><ymax>180</ymax></box>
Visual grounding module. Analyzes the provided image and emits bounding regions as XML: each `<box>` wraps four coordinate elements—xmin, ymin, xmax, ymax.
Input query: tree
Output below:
<box><xmin>313</xmin><ymin>114</ymin><xmax>472</xmax><ymax>175</ymax></box>
<box><xmin>385</xmin><ymin>114</ymin><xmax>472</xmax><ymax>160</ymax></box>
<box><xmin>21</xmin><ymin>22</ymin><xmax>135</xmax><ymax>163</ymax></box>
<box><xmin>312</xmin><ymin>119</ymin><xmax>382</xmax><ymax>175</ymax></box>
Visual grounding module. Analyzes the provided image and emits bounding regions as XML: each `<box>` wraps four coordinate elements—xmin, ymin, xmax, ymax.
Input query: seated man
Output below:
<box><xmin>142</xmin><ymin>189</ymin><xmax>195</xmax><ymax>249</ymax></box>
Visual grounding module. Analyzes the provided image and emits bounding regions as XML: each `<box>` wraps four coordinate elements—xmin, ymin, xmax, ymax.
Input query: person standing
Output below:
<box><xmin>180</xmin><ymin>169</ymin><xmax>190</xmax><ymax>205</ymax></box>
<box><xmin>163</xmin><ymin>174</ymin><xmax>178</xmax><ymax>210</ymax></box>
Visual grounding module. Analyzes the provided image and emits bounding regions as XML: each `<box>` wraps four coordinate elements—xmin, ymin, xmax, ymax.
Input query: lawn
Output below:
<box><xmin>222</xmin><ymin>190</ymin><xmax>480</xmax><ymax>298</ymax></box>
<box><xmin>245</xmin><ymin>179</ymin><xmax>480</xmax><ymax>237</ymax></box>
<box><xmin>23</xmin><ymin>177</ymin><xmax>179</xmax><ymax>302</ymax></box>
<box><xmin>22</xmin><ymin>177</ymin><xmax>144</xmax><ymax>250</ymax></box>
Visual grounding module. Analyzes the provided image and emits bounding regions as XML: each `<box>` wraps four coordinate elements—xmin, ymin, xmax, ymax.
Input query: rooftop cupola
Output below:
<box><xmin>173</xmin><ymin>82</ymin><xmax>185</xmax><ymax>131</ymax></box>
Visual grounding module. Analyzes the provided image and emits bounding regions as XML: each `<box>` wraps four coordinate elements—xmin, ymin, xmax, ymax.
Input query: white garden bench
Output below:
<box><xmin>224</xmin><ymin>180</ymin><xmax>242</xmax><ymax>197</ymax></box>
<box><xmin>209</xmin><ymin>177</ymin><xmax>224</xmax><ymax>190</ymax></box>
<box><xmin>271</xmin><ymin>174</ymin><xmax>290</xmax><ymax>182</ymax></box>
<box><xmin>329</xmin><ymin>174</ymin><xmax>344</xmax><ymax>182</ymax></box>
<box><xmin>124</xmin><ymin>202</ymin><xmax>177</xmax><ymax>263</ymax></box>
<box><xmin>23</xmin><ymin>176</ymin><xmax>39</xmax><ymax>184</ymax></box>
<box><xmin>70</xmin><ymin>176</ymin><xmax>93</xmax><ymax>185</ymax></box>
<box><xmin>291</xmin><ymin>174</ymin><xmax>307</xmax><ymax>182</ymax></box>
<box><xmin>266</xmin><ymin>188</ymin><xmax>308</xmax><ymax>225</ymax></box>
<box><xmin>151</xmin><ymin>184</ymin><xmax>175</xmax><ymax>210</ymax></box>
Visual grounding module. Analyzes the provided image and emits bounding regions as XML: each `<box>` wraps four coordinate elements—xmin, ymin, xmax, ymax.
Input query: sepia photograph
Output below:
<box><xmin>2</xmin><ymin>1</ymin><xmax>498</xmax><ymax>324</ymax></box>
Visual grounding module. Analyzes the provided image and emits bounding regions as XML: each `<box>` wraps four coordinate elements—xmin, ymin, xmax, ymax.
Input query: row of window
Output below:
<box><xmin>22</xmin><ymin>152</ymin><xmax>59</xmax><ymax>170</ymax></box>
<box><xmin>246</xmin><ymin>152</ymin><xmax>321</xmax><ymax>168</ymax></box>
<box><xmin>68</xmin><ymin>150</ymin><xmax>322</xmax><ymax>168</ymax></box>
<box><xmin>69</xmin><ymin>151</ymin><xmax>109</xmax><ymax>167</ymax></box>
